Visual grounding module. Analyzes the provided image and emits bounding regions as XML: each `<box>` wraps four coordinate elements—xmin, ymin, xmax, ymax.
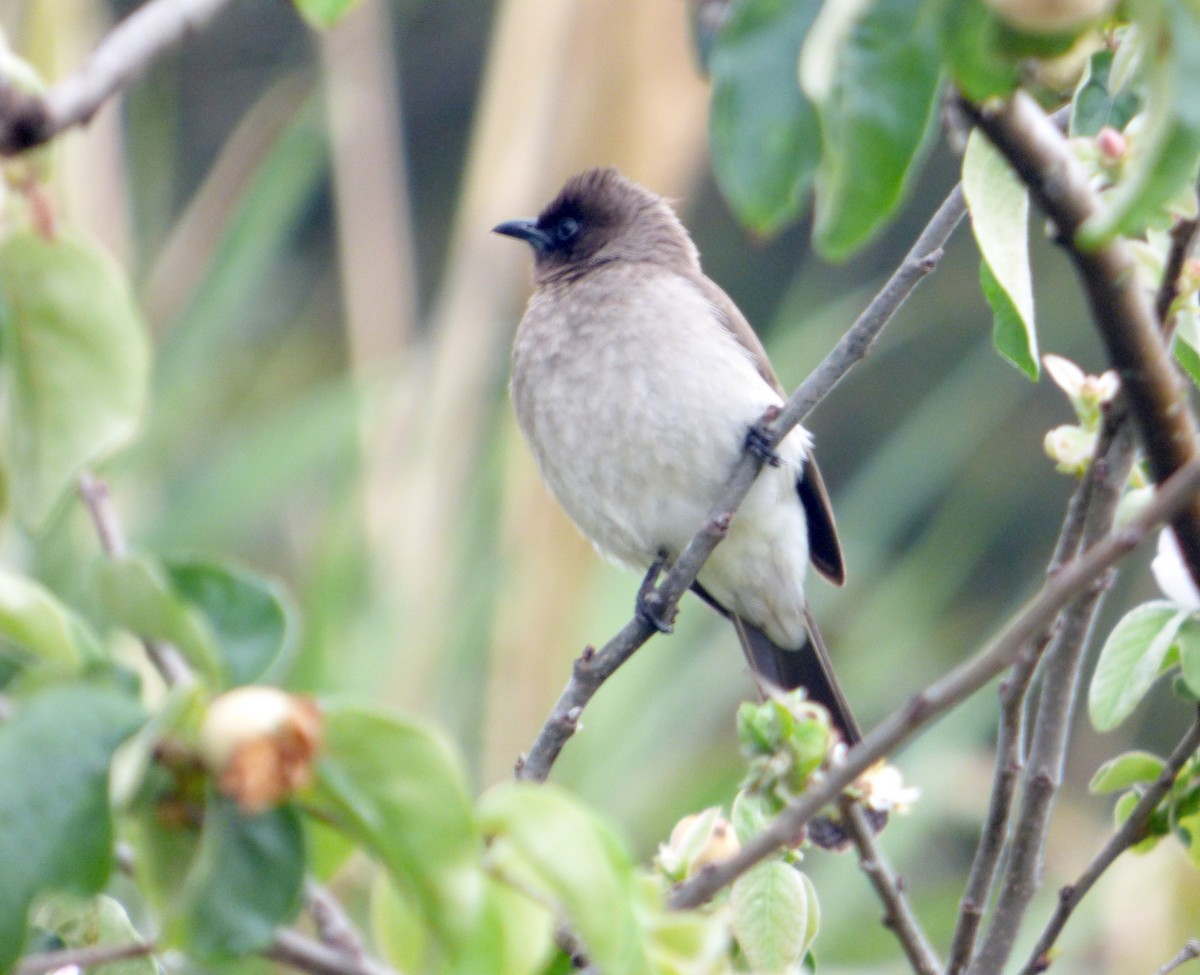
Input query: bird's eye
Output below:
<box><xmin>556</xmin><ymin>217</ymin><xmax>580</xmax><ymax>242</ymax></box>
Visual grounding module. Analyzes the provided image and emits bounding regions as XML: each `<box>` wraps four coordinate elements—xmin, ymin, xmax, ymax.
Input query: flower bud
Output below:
<box><xmin>1095</xmin><ymin>126</ymin><xmax>1127</xmax><ymax>163</ymax></box>
<box><xmin>855</xmin><ymin>761</ymin><xmax>920</xmax><ymax>814</ymax></box>
<box><xmin>658</xmin><ymin>807</ymin><xmax>740</xmax><ymax>881</ymax></box>
<box><xmin>1044</xmin><ymin>424</ymin><xmax>1097</xmax><ymax>477</ymax></box>
<box><xmin>199</xmin><ymin>687</ymin><xmax>322</xmax><ymax>814</ymax></box>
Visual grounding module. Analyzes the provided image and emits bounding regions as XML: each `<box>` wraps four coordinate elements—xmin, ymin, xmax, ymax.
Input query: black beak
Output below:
<box><xmin>493</xmin><ymin>218</ymin><xmax>554</xmax><ymax>252</ymax></box>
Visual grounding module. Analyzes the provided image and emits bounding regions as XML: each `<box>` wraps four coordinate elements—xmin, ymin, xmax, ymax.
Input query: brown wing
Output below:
<box><xmin>691</xmin><ymin>271</ymin><xmax>846</xmax><ymax>585</ymax></box>
<box><xmin>798</xmin><ymin>456</ymin><xmax>845</xmax><ymax>585</ymax></box>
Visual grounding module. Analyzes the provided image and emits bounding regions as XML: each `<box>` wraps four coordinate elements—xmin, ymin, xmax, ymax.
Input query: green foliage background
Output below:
<box><xmin>3</xmin><ymin>0</ymin><xmax>1200</xmax><ymax>970</ymax></box>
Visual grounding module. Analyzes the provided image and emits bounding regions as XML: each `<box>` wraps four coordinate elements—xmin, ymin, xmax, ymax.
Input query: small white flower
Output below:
<box><xmin>856</xmin><ymin>762</ymin><xmax>920</xmax><ymax>815</ymax></box>
<box><xmin>1151</xmin><ymin>528</ymin><xmax>1200</xmax><ymax>611</ymax></box>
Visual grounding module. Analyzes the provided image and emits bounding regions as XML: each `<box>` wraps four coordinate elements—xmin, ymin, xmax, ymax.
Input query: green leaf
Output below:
<box><xmin>1089</xmin><ymin>601</ymin><xmax>1187</xmax><ymax>731</ymax></box>
<box><xmin>309</xmin><ymin>706</ymin><xmax>483</xmax><ymax>948</ymax></box>
<box><xmin>806</xmin><ymin>0</ymin><xmax>942</xmax><ymax>259</ymax></box>
<box><xmin>0</xmin><ymin>566</ymin><xmax>100</xmax><ymax>669</ymax></box>
<box><xmin>1090</xmin><ymin>751</ymin><xmax>1167</xmax><ymax>794</ymax></box>
<box><xmin>1080</xmin><ymin>0</ymin><xmax>1200</xmax><ymax>245</ymax></box>
<box><xmin>477</xmin><ymin>782</ymin><xmax>646</xmax><ymax>975</ymax></box>
<box><xmin>0</xmin><ymin>684</ymin><xmax>143</xmax><ymax>970</ymax></box>
<box><xmin>1175</xmin><ymin>614</ymin><xmax>1200</xmax><ymax>697</ymax></box>
<box><xmin>0</xmin><ymin>232</ymin><xmax>149</xmax><ymax>528</ymax></box>
<box><xmin>708</xmin><ymin>0</ymin><xmax>822</xmax><ymax>235</ymax></box>
<box><xmin>731</xmin><ymin>860</ymin><xmax>813</xmax><ymax>974</ymax></box>
<box><xmin>371</xmin><ymin>876</ymin><xmax>431</xmax><ymax>975</ymax></box>
<box><xmin>291</xmin><ymin>0</ymin><xmax>364</xmax><ymax>28</ymax></box>
<box><xmin>937</xmin><ymin>0</ymin><xmax>1021</xmax><ymax>101</ymax></box>
<box><xmin>980</xmin><ymin>260</ymin><xmax>1038</xmax><ymax>379</ymax></box>
<box><xmin>1071</xmin><ymin>49</ymin><xmax>1140</xmax><ymax>137</ymax></box>
<box><xmin>1114</xmin><ymin>789</ymin><xmax>1165</xmax><ymax>853</ymax></box>
<box><xmin>33</xmin><ymin>894</ymin><xmax>156</xmax><ymax>975</ymax></box>
<box><xmin>93</xmin><ymin>555</ymin><xmax>223</xmax><ymax>679</ymax></box>
<box><xmin>164</xmin><ymin>559</ymin><xmax>296</xmax><ymax>687</ymax></box>
<box><xmin>177</xmin><ymin>795</ymin><xmax>305</xmax><ymax>960</ymax></box>
<box><xmin>1175</xmin><ymin>335</ymin><xmax>1200</xmax><ymax>388</ymax></box>
<box><xmin>963</xmin><ymin>129</ymin><xmax>1037</xmax><ymax>378</ymax></box>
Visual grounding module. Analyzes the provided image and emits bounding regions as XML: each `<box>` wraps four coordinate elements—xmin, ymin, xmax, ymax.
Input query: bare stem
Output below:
<box><xmin>77</xmin><ymin>471</ymin><xmax>193</xmax><ymax>687</ymax></box>
<box><xmin>669</xmin><ymin>459</ymin><xmax>1200</xmax><ymax>910</ymax></box>
<box><xmin>1153</xmin><ymin>940</ymin><xmax>1200</xmax><ymax>975</ymax></box>
<box><xmin>267</xmin><ymin>929</ymin><xmax>397</xmax><ymax>975</ymax></box>
<box><xmin>15</xmin><ymin>942</ymin><xmax>157</xmax><ymax>975</ymax></box>
<box><xmin>1019</xmin><ymin>711</ymin><xmax>1200</xmax><ymax>975</ymax></box>
<box><xmin>840</xmin><ymin>798</ymin><xmax>941</xmax><ymax>975</ymax></box>
<box><xmin>517</xmin><ymin>181</ymin><xmax>966</xmax><ymax>782</ymax></box>
<box><xmin>0</xmin><ymin>0</ymin><xmax>241</xmax><ymax>155</ymax></box>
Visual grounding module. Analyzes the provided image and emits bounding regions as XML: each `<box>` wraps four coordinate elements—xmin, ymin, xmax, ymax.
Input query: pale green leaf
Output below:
<box><xmin>731</xmin><ymin>860</ymin><xmax>811</xmax><ymax>974</ymax></box>
<box><xmin>0</xmin><ymin>566</ymin><xmax>100</xmax><ymax>668</ymax></box>
<box><xmin>1089</xmin><ymin>601</ymin><xmax>1186</xmax><ymax>731</ymax></box>
<box><xmin>93</xmin><ymin>555</ymin><xmax>223</xmax><ymax>679</ymax></box>
<box><xmin>963</xmin><ymin>130</ymin><xmax>1037</xmax><ymax>379</ymax></box>
<box><xmin>33</xmin><ymin>894</ymin><xmax>156</xmax><ymax>975</ymax></box>
<box><xmin>309</xmin><ymin>707</ymin><xmax>483</xmax><ymax>950</ymax></box>
<box><xmin>0</xmin><ymin>232</ymin><xmax>149</xmax><ymax>528</ymax></box>
<box><xmin>292</xmin><ymin>0</ymin><xmax>365</xmax><ymax>28</ymax></box>
<box><xmin>477</xmin><ymin>782</ymin><xmax>646</xmax><ymax>975</ymax></box>
<box><xmin>1175</xmin><ymin>614</ymin><xmax>1200</xmax><ymax>697</ymax></box>
<box><xmin>1070</xmin><ymin>49</ymin><xmax>1140</xmax><ymax>137</ymax></box>
<box><xmin>1089</xmin><ymin>751</ymin><xmax>1167</xmax><ymax>794</ymax></box>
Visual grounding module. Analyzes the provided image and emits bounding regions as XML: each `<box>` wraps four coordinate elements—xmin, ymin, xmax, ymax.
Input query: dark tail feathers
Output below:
<box><xmin>731</xmin><ymin>611</ymin><xmax>862</xmax><ymax>745</ymax></box>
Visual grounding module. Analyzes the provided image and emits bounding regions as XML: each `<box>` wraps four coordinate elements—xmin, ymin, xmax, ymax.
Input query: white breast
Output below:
<box><xmin>511</xmin><ymin>263</ymin><xmax>814</xmax><ymax>648</ymax></box>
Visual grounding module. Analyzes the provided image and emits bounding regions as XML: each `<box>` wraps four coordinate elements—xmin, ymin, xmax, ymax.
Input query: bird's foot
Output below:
<box><xmin>744</xmin><ymin>407</ymin><xmax>782</xmax><ymax>467</ymax></box>
<box><xmin>636</xmin><ymin>554</ymin><xmax>676</xmax><ymax>634</ymax></box>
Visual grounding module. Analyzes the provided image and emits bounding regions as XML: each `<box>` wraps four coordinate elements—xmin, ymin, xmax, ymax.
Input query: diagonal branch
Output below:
<box><xmin>516</xmin><ymin>182</ymin><xmax>967</xmax><ymax>782</ymax></box>
<box><xmin>668</xmin><ymin>458</ymin><xmax>1200</xmax><ymax>911</ymax></box>
<box><xmin>1019</xmin><ymin>710</ymin><xmax>1200</xmax><ymax>975</ymax></box>
<box><xmin>0</xmin><ymin>0</ymin><xmax>241</xmax><ymax>155</ymax></box>
<box><xmin>839</xmin><ymin>798</ymin><xmax>941</xmax><ymax>975</ymax></box>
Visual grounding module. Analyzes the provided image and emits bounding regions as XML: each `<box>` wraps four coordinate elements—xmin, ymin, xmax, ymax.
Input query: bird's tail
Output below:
<box><xmin>731</xmin><ymin>609</ymin><xmax>862</xmax><ymax>745</ymax></box>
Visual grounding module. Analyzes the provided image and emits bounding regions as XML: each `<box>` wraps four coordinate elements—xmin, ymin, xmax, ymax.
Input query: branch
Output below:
<box><xmin>668</xmin><ymin>459</ymin><xmax>1200</xmax><ymax>910</ymax></box>
<box><xmin>304</xmin><ymin>880</ymin><xmax>366</xmax><ymax>960</ymax></box>
<box><xmin>1019</xmin><ymin>710</ymin><xmax>1200</xmax><ymax>975</ymax></box>
<box><xmin>1153</xmin><ymin>940</ymin><xmax>1200</xmax><ymax>975</ymax></box>
<box><xmin>516</xmin><ymin>181</ymin><xmax>967</xmax><ymax>782</ymax></box>
<box><xmin>839</xmin><ymin>798</ymin><xmax>941</xmax><ymax>975</ymax></box>
<box><xmin>268</xmin><ymin>930</ymin><xmax>397</xmax><ymax>975</ymax></box>
<box><xmin>77</xmin><ymin>472</ymin><xmax>193</xmax><ymax>686</ymax></box>
<box><xmin>0</xmin><ymin>0</ymin><xmax>240</xmax><ymax>155</ymax></box>
<box><xmin>15</xmin><ymin>942</ymin><xmax>157</xmax><ymax>975</ymax></box>
<box><xmin>964</xmin><ymin>91</ymin><xmax>1200</xmax><ymax>590</ymax></box>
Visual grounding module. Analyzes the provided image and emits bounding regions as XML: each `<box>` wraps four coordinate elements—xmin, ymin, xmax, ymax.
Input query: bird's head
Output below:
<box><xmin>493</xmin><ymin>167</ymin><xmax>699</xmax><ymax>283</ymax></box>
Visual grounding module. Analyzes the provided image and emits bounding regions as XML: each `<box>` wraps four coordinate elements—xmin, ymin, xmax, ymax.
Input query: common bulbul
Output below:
<box><xmin>495</xmin><ymin>167</ymin><xmax>860</xmax><ymax>743</ymax></box>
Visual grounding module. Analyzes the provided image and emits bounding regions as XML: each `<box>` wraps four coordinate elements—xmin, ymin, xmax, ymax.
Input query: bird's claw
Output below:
<box><xmin>636</xmin><ymin>555</ymin><xmax>676</xmax><ymax>634</ymax></box>
<box><xmin>744</xmin><ymin>421</ymin><xmax>782</xmax><ymax>467</ymax></box>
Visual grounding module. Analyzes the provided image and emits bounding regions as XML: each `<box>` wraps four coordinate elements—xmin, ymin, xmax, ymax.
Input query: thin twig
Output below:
<box><xmin>15</xmin><ymin>942</ymin><xmax>157</xmax><ymax>975</ymax></box>
<box><xmin>1019</xmin><ymin>711</ymin><xmax>1200</xmax><ymax>975</ymax></box>
<box><xmin>77</xmin><ymin>472</ymin><xmax>193</xmax><ymax>686</ymax></box>
<box><xmin>304</xmin><ymin>880</ymin><xmax>366</xmax><ymax>960</ymax></box>
<box><xmin>267</xmin><ymin>929</ymin><xmax>397</xmax><ymax>975</ymax></box>
<box><xmin>668</xmin><ymin>459</ymin><xmax>1200</xmax><ymax>911</ymax></box>
<box><xmin>0</xmin><ymin>0</ymin><xmax>241</xmax><ymax>155</ymax></box>
<box><xmin>1153</xmin><ymin>940</ymin><xmax>1200</xmax><ymax>975</ymax></box>
<box><xmin>839</xmin><ymin>798</ymin><xmax>941</xmax><ymax>975</ymax></box>
<box><xmin>516</xmin><ymin>182</ymin><xmax>967</xmax><ymax>783</ymax></box>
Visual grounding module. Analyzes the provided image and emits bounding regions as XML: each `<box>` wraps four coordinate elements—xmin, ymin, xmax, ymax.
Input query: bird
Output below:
<box><xmin>494</xmin><ymin>167</ymin><xmax>860</xmax><ymax>744</ymax></box>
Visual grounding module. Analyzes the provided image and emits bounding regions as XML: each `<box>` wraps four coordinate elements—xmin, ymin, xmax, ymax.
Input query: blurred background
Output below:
<box><xmin>4</xmin><ymin>0</ymin><xmax>1199</xmax><ymax>969</ymax></box>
